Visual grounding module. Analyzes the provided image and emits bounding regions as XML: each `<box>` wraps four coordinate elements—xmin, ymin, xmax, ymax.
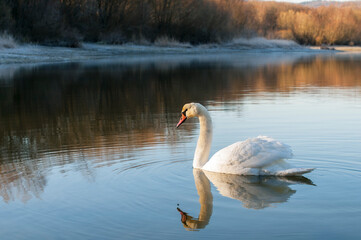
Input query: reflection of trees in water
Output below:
<box><xmin>0</xmin><ymin>56</ymin><xmax>360</xmax><ymax>202</ymax></box>
<box><xmin>0</xmin><ymin>140</ymin><xmax>46</xmax><ymax>203</ymax></box>
<box><xmin>0</xmin><ymin>163</ymin><xmax>46</xmax><ymax>203</ymax></box>
<box><xmin>0</xmin><ymin>135</ymin><xmax>98</xmax><ymax>203</ymax></box>
<box><xmin>252</xmin><ymin>57</ymin><xmax>361</xmax><ymax>91</ymax></box>
<box><xmin>2</xmin><ymin>57</ymin><xmax>360</xmax><ymax>152</ymax></box>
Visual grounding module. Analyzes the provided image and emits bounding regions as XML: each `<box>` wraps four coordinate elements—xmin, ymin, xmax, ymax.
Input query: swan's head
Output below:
<box><xmin>176</xmin><ymin>103</ymin><xmax>200</xmax><ymax>128</ymax></box>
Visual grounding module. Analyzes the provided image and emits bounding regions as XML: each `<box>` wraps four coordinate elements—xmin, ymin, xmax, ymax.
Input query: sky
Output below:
<box><xmin>268</xmin><ymin>0</ymin><xmax>359</xmax><ymax>3</ymax></box>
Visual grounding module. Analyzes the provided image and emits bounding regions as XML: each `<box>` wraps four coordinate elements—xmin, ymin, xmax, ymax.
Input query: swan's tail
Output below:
<box><xmin>274</xmin><ymin>168</ymin><xmax>315</xmax><ymax>177</ymax></box>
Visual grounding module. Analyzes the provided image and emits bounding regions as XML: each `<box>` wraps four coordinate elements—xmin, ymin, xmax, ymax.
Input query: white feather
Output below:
<box><xmin>179</xmin><ymin>103</ymin><xmax>314</xmax><ymax>176</ymax></box>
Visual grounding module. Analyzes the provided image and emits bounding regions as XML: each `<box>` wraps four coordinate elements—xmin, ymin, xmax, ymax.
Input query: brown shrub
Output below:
<box><xmin>1</xmin><ymin>0</ymin><xmax>361</xmax><ymax>46</ymax></box>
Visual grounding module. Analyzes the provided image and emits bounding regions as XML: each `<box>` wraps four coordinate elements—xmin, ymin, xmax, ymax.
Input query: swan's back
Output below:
<box><xmin>203</xmin><ymin>136</ymin><xmax>299</xmax><ymax>175</ymax></box>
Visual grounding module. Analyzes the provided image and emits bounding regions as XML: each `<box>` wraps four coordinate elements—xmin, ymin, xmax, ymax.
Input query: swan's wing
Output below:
<box><xmin>203</xmin><ymin>136</ymin><xmax>293</xmax><ymax>174</ymax></box>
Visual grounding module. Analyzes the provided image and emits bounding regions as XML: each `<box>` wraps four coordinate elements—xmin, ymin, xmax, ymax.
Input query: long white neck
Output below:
<box><xmin>193</xmin><ymin>106</ymin><xmax>213</xmax><ymax>169</ymax></box>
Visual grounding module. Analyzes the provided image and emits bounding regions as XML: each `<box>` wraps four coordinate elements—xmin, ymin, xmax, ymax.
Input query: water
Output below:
<box><xmin>1</xmin><ymin>52</ymin><xmax>361</xmax><ymax>239</ymax></box>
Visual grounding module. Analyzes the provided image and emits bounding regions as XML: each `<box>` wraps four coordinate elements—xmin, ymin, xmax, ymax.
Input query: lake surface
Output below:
<box><xmin>1</xmin><ymin>52</ymin><xmax>361</xmax><ymax>239</ymax></box>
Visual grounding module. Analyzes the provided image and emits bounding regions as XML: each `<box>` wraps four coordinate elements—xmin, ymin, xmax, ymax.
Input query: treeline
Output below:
<box><xmin>237</xmin><ymin>1</ymin><xmax>361</xmax><ymax>45</ymax></box>
<box><xmin>0</xmin><ymin>0</ymin><xmax>361</xmax><ymax>46</ymax></box>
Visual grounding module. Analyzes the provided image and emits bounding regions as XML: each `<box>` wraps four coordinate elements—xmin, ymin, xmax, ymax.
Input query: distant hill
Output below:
<box><xmin>301</xmin><ymin>1</ymin><xmax>361</xmax><ymax>7</ymax></box>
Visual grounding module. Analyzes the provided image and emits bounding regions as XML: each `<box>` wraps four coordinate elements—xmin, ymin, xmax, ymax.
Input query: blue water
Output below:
<box><xmin>0</xmin><ymin>52</ymin><xmax>361</xmax><ymax>239</ymax></box>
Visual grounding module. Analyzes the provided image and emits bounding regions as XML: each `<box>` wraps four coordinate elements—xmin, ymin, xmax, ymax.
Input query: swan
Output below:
<box><xmin>176</xmin><ymin>102</ymin><xmax>314</xmax><ymax>176</ymax></box>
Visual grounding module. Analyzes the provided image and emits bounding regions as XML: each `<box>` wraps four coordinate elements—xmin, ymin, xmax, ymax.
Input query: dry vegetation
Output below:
<box><xmin>0</xmin><ymin>33</ymin><xmax>16</xmax><ymax>48</ymax></box>
<box><xmin>0</xmin><ymin>0</ymin><xmax>361</xmax><ymax>46</ymax></box>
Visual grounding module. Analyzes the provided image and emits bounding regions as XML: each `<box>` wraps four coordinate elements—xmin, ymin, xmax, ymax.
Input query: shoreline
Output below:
<box><xmin>0</xmin><ymin>44</ymin><xmax>320</xmax><ymax>66</ymax></box>
<box><xmin>332</xmin><ymin>46</ymin><xmax>361</xmax><ymax>52</ymax></box>
<box><xmin>1</xmin><ymin>40</ymin><xmax>360</xmax><ymax>67</ymax></box>
<box><xmin>310</xmin><ymin>45</ymin><xmax>361</xmax><ymax>52</ymax></box>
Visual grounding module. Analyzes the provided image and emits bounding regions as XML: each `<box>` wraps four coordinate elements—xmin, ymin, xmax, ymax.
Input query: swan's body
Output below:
<box><xmin>176</xmin><ymin>103</ymin><xmax>314</xmax><ymax>176</ymax></box>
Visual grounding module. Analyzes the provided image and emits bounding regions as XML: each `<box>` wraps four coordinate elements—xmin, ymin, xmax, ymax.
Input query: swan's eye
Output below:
<box><xmin>182</xmin><ymin>109</ymin><xmax>188</xmax><ymax>116</ymax></box>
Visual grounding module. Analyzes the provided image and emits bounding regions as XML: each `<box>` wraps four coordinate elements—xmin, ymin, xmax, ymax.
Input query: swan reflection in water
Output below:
<box><xmin>177</xmin><ymin>169</ymin><xmax>314</xmax><ymax>231</ymax></box>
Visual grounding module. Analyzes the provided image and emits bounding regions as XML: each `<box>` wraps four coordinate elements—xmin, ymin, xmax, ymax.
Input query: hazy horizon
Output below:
<box><xmin>263</xmin><ymin>0</ymin><xmax>359</xmax><ymax>3</ymax></box>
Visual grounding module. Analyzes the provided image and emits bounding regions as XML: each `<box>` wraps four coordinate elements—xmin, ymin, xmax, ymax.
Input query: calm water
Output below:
<box><xmin>1</xmin><ymin>52</ymin><xmax>361</xmax><ymax>239</ymax></box>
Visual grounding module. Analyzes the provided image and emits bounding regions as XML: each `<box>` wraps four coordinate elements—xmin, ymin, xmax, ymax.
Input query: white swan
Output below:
<box><xmin>176</xmin><ymin>103</ymin><xmax>314</xmax><ymax>176</ymax></box>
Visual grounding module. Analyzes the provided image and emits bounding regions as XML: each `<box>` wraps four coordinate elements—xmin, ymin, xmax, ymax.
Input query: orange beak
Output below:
<box><xmin>176</xmin><ymin>114</ymin><xmax>187</xmax><ymax>128</ymax></box>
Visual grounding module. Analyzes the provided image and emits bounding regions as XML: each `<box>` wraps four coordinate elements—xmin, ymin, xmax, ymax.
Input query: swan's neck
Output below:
<box><xmin>193</xmin><ymin>108</ymin><xmax>213</xmax><ymax>169</ymax></box>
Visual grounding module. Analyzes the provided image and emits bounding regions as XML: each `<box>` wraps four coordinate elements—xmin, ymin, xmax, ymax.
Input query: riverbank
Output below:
<box><xmin>0</xmin><ymin>38</ymin><xmax>327</xmax><ymax>66</ymax></box>
<box><xmin>310</xmin><ymin>45</ymin><xmax>361</xmax><ymax>52</ymax></box>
